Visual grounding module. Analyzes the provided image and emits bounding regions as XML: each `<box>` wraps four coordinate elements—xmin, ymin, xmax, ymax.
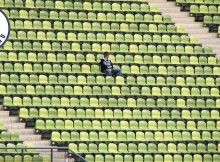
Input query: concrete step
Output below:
<box><xmin>19</xmin><ymin>134</ymin><xmax>42</xmax><ymax>141</ymax></box>
<box><xmin>24</xmin><ymin>140</ymin><xmax>51</xmax><ymax>147</ymax></box>
<box><xmin>7</xmin><ymin>128</ymin><xmax>35</xmax><ymax>135</ymax></box>
<box><xmin>155</xmin><ymin>3</ymin><xmax>177</xmax><ymax>6</ymax></box>
<box><xmin>150</xmin><ymin>0</ymin><xmax>175</xmax><ymax>2</ymax></box>
<box><xmin>204</xmin><ymin>42</ymin><xmax>220</xmax><ymax>45</ymax></box>
<box><xmin>185</xmin><ymin>29</ymin><xmax>209</xmax><ymax>33</ymax></box>
<box><xmin>53</xmin><ymin>159</ymin><xmax>71</xmax><ymax>162</ymax></box>
<box><xmin>200</xmin><ymin>39</ymin><xmax>220</xmax><ymax>43</ymax></box>
<box><xmin>153</xmin><ymin>2</ymin><xmax>176</xmax><ymax>4</ymax></box>
<box><xmin>215</xmin><ymin>53</ymin><xmax>220</xmax><ymax>58</ymax></box>
<box><xmin>190</xmin><ymin>35</ymin><xmax>216</xmax><ymax>39</ymax></box>
<box><xmin>40</xmin><ymin>151</ymin><xmax>67</xmax><ymax>158</ymax></box>
<box><xmin>184</xmin><ymin>27</ymin><xmax>208</xmax><ymax>31</ymax></box>
<box><xmin>168</xmin><ymin>14</ymin><xmax>193</xmax><ymax>18</ymax></box>
<box><xmin>159</xmin><ymin>8</ymin><xmax>180</xmax><ymax>12</ymax></box>
<box><xmin>189</xmin><ymin>35</ymin><xmax>217</xmax><ymax>39</ymax></box>
<box><xmin>0</xmin><ymin>111</ymin><xmax>9</xmax><ymax>117</ymax></box>
<box><xmin>36</xmin><ymin>148</ymin><xmax>58</xmax><ymax>152</ymax></box>
<box><xmin>172</xmin><ymin>19</ymin><xmax>195</xmax><ymax>23</ymax></box>
<box><xmin>3</xmin><ymin>122</ymin><xmax>25</xmax><ymax>129</ymax></box>
<box><xmin>190</xmin><ymin>32</ymin><xmax>217</xmax><ymax>38</ymax></box>
<box><xmin>0</xmin><ymin>105</ymin><xmax>4</xmax><ymax>110</ymax></box>
<box><xmin>0</xmin><ymin>116</ymin><xmax>19</xmax><ymax>123</ymax></box>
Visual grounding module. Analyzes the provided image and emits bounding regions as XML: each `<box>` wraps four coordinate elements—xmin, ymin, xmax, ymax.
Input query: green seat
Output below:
<box><xmin>52</xmin><ymin>131</ymin><xmax>61</xmax><ymax>142</ymax></box>
<box><xmin>73</xmin><ymin>2</ymin><xmax>83</xmax><ymax>9</ymax></box>
<box><xmin>190</xmin><ymin>5</ymin><xmax>199</xmax><ymax>13</ymax></box>
<box><xmin>111</xmin><ymin>2</ymin><xmax>121</xmax><ymax>11</ymax></box>
<box><xmin>85</xmin><ymin>155</ymin><xmax>94</xmax><ymax>162</ymax></box>
<box><xmin>105</xmin><ymin>155</ymin><xmax>113</xmax><ymax>162</ymax></box>
<box><xmin>69</xmin><ymin>143</ymin><xmax>78</xmax><ymax>153</ymax></box>
<box><xmin>154</xmin><ymin>15</ymin><xmax>163</xmax><ymax>22</ymax></box>
<box><xmin>64</xmin><ymin>1</ymin><xmax>73</xmax><ymax>9</ymax></box>
<box><xmin>124</xmin><ymin>155</ymin><xmax>133</xmax><ymax>162</ymax></box>
<box><xmin>92</xmin><ymin>2</ymin><xmax>101</xmax><ymax>10</ymax></box>
<box><xmin>200</xmin><ymin>5</ymin><xmax>208</xmax><ymax>13</ymax></box>
<box><xmin>88</xmin><ymin>143</ymin><xmax>98</xmax><ymax>153</ymax></box>
<box><xmin>150</xmin><ymin>5</ymin><xmax>159</xmax><ymax>12</ymax></box>
<box><xmin>149</xmin><ymin>24</ymin><xmax>157</xmax><ymax>32</ymax></box>
<box><xmin>95</xmin><ymin>155</ymin><xmax>104</xmax><ymax>162</ymax></box>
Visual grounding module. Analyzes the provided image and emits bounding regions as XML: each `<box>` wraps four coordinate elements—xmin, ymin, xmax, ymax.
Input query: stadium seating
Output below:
<box><xmin>0</xmin><ymin>121</ymin><xmax>43</xmax><ymax>161</ymax></box>
<box><xmin>175</xmin><ymin>0</ymin><xmax>220</xmax><ymax>35</ymax></box>
<box><xmin>0</xmin><ymin>0</ymin><xmax>220</xmax><ymax>161</ymax></box>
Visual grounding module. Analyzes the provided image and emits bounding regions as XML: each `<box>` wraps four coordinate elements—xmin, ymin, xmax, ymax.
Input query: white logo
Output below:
<box><xmin>0</xmin><ymin>10</ymin><xmax>10</xmax><ymax>48</ymax></box>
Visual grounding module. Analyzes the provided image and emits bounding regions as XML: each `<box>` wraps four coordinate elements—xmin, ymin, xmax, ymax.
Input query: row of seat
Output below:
<box><xmin>191</xmin><ymin>5</ymin><xmax>220</xmax><ymax>14</ymax></box>
<box><xmin>1</xmin><ymin>62</ymin><xmax>219</xmax><ymax>77</ymax></box>
<box><xmin>1</xmin><ymin>74</ymin><xmax>219</xmax><ymax>86</ymax></box>
<box><xmin>8</xmin><ymin>20</ymin><xmax>180</xmax><ymax>33</ymax></box>
<box><xmin>3</xmin><ymin>59</ymin><xmax>217</xmax><ymax>69</ymax></box>
<box><xmin>11</xmin><ymin>31</ymin><xmax>197</xmax><ymax>44</ymax></box>
<box><xmin>1</xmin><ymin>52</ymin><xmax>218</xmax><ymax>65</ymax></box>
<box><xmin>7</xmin><ymin>16</ymin><xmax>172</xmax><ymax>30</ymax></box>
<box><xmin>83</xmin><ymin>153</ymin><xmax>220</xmax><ymax>162</ymax></box>
<box><xmin>3</xmin><ymin>84</ymin><xmax>219</xmax><ymax>97</ymax></box>
<box><xmin>11</xmin><ymin>29</ymin><xmax>187</xmax><ymax>43</ymax></box>
<box><xmin>0</xmin><ymin>54</ymin><xmax>218</xmax><ymax>66</ymax></box>
<box><xmin>204</xmin><ymin>15</ymin><xmax>220</xmax><ymax>24</ymax></box>
<box><xmin>3</xmin><ymin>37</ymin><xmax>200</xmax><ymax>48</ymax></box>
<box><xmin>7</xmin><ymin>40</ymin><xmax>200</xmax><ymax>50</ymax></box>
<box><xmin>0</xmin><ymin>155</ymin><xmax>44</xmax><ymax>162</ymax></box>
<box><xmin>3</xmin><ymin>1</ymin><xmax>152</xmax><ymax>11</ymax></box>
<box><xmin>35</xmin><ymin>119</ymin><xmax>220</xmax><ymax>132</ymax></box>
<box><xmin>8</xmin><ymin>10</ymin><xmax>166</xmax><ymax>22</ymax></box>
<box><xmin>4</xmin><ymin>42</ymin><xmax>210</xmax><ymax>55</ymax></box>
<box><xmin>0</xmin><ymin>143</ymin><xmax>37</xmax><ymax>153</ymax></box>
<box><xmin>19</xmin><ymin>108</ymin><xmax>220</xmax><ymax>120</ymax></box>
<box><xmin>0</xmin><ymin>131</ymin><xmax>20</xmax><ymax>142</ymax></box>
<box><xmin>4</xmin><ymin>96</ymin><xmax>220</xmax><ymax>108</ymax></box>
<box><xmin>177</xmin><ymin>0</ymin><xmax>220</xmax><ymax>5</ymax></box>
<box><xmin>53</xmin><ymin>131</ymin><xmax>220</xmax><ymax>142</ymax></box>
<box><xmin>69</xmin><ymin>142</ymin><xmax>220</xmax><ymax>153</ymax></box>
<box><xmin>41</xmin><ymin>120</ymin><xmax>220</xmax><ymax>131</ymax></box>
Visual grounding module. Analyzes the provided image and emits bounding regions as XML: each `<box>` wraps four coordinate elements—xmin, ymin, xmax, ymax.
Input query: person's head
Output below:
<box><xmin>104</xmin><ymin>52</ymin><xmax>109</xmax><ymax>59</ymax></box>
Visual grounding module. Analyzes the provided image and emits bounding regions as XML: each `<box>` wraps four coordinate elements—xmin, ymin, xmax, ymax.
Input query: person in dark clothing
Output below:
<box><xmin>100</xmin><ymin>52</ymin><xmax>122</xmax><ymax>76</ymax></box>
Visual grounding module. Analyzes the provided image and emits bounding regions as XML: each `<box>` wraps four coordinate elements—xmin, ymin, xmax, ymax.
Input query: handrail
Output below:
<box><xmin>69</xmin><ymin>148</ymin><xmax>88</xmax><ymax>162</ymax></box>
<box><xmin>0</xmin><ymin>147</ymin><xmax>87</xmax><ymax>162</ymax></box>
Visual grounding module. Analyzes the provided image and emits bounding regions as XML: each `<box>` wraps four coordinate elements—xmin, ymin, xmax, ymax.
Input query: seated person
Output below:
<box><xmin>100</xmin><ymin>52</ymin><xmax>122</xmax><ymax>76</ymax></box>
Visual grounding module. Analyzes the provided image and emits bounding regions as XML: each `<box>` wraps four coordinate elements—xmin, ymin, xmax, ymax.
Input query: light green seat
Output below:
<box><xmin>93</xmin><ymin>2</ymin><xmax>101</xmax><ymax>10</ymax></box>
<box><xmin>122</xmin><ymin>3</ymin><xmax>131</xmax><ymax>11</ymax></box>
<box><xmin>154</xmin><ymin>15</ymin><xmax>163</xmax><ymax>22</ymax></box>
<box><xmin>72</xmin><ymin>1</ymin><xmax>82</xmax><ymax>9</ymax></box>
<box><xmin>190</xmin><ymin>5</ymin><xmax>199</xmax><ymax>14</ymax></box>
<box><xmin>200</xmin><ymin>5</ymin><xmax>209</xmax><ymax>13</ymax></box>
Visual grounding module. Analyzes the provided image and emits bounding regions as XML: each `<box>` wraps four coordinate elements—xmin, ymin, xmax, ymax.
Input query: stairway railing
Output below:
<box><xmin>0</xmin><ymin>147</ymin><xmax>87</xmax><ymax>162</ymax></box>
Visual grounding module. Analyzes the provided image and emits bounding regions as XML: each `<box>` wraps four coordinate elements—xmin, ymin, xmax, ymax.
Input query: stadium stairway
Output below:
<box><xmin>147</xmin><ymin>0</ymin><xmax>220</xmax><ymax>58</ymax></box>
<box><xmin>0</xmin><ymin>106</ymin><xmax>70</xmax><ymax>162</ymax></box>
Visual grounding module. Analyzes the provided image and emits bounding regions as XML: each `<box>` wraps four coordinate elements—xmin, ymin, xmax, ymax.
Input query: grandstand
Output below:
<box><xmin>176</xmin><ymin>0</ymin><xmax>220</xmax><ymax>33</ymax></box>
<box><xmin>0</xmin><ymin>0</ymin><xmax>220</xmax><ymax>161</ymax></box>
<box><xmin>0</xmin><ymin>120</ymin><xmax>44</xmax><ymax>161</ymax></box>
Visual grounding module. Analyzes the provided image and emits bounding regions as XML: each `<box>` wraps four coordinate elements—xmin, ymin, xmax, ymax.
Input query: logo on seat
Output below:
<box><xmin>0</xmin><ymin>10</ymin><xmax>10</xmax><ymax>48</ymax></box>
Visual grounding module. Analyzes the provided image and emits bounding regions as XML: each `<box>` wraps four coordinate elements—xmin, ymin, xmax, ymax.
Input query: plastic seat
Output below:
<box><xmin>123</xmin><ymin>155</ymin><xmax>133</xmax><ymax>162</ymax></box>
